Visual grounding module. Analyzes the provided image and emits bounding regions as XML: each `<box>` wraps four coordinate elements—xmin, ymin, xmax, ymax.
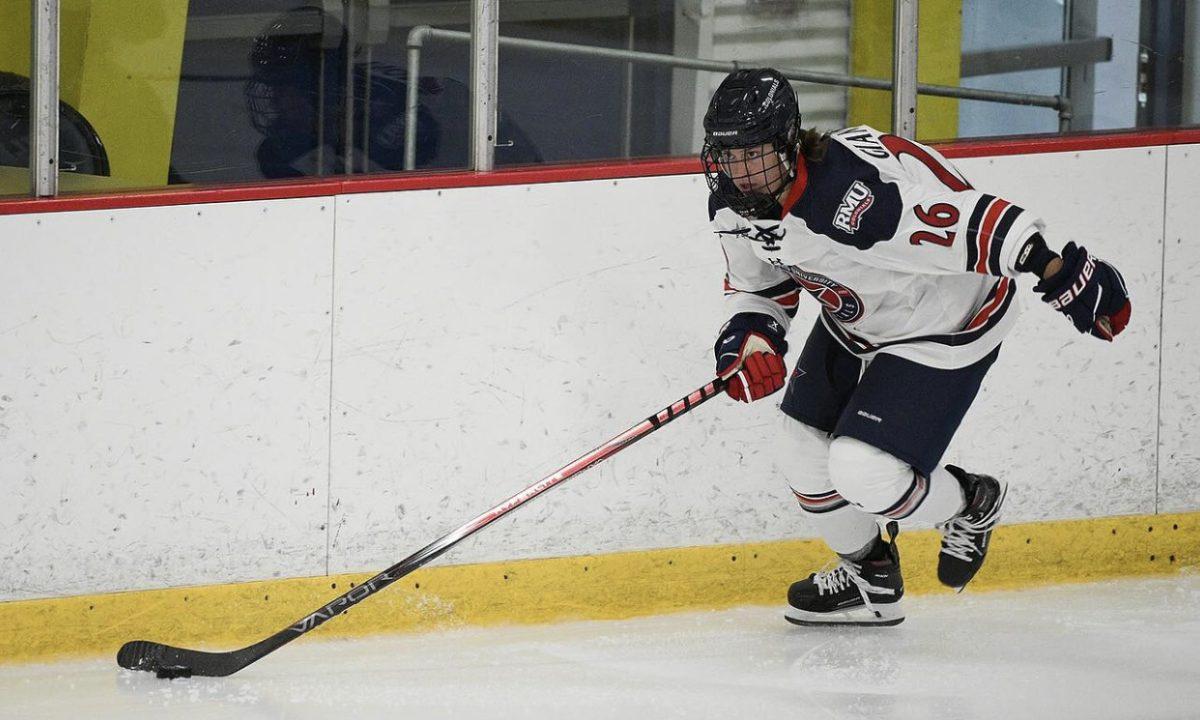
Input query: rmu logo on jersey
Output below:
<box><xmin>771</xmin><ymin>261</ymin><xmax>864</xmax><ymax>323</ymax></box>
<box><xmin>833</xmin><ymin>181</ymin><xmax>874</xmax><ymax>234</ymax></box>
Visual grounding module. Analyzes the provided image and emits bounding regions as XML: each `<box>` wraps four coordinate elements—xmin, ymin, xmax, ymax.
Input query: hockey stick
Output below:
<box><xmin>117</xmin><ymin>377</ymin><xmax>727</xmax><ymax>678</ymax></box>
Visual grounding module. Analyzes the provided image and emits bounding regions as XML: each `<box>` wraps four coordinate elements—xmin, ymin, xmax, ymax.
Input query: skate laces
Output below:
<box><xmin>940</xmin><ymin>484</ymin><xmax>1003</xmax><ymax>563</ymax></box>
<box><xmin>814</xmin><ymin>562</ymin><xmax>854</xmax><ymax>596</ymax></box>
<box><xmin>815</xmin><ymin>560</ymin><xmax>896</xmax><ymax>601</ymax></box>
<box><xmin>940</xmin><ymin>517</ymin><xmax>985</xmax><ymax>562</ymax></box>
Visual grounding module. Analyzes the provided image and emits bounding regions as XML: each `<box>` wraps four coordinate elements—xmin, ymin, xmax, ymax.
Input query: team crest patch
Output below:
<box><xmin>833</xmin><ymin>180</ymin><xmax>874</xmax><ymax>234</ymax></box>
<box><xmin>773</xmin><ymin>261</ymin><xmax>865</xmax><ymax>323</ymax></box>
<box><xmin>714</xmin><ymin>223</ymin><xmax>786</xmax><ymax>251</ymax></box>
<box><xmin>750</xmin><ymin>223</ymin><xmax>786</xmax><ymax>251</ymax></box>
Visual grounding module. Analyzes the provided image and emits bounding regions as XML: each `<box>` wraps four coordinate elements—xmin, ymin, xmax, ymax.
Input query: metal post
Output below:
<box><xmin>342</xmin><ymin>0</ymin><xmax>356</xmax><ymax>175</ymax></box>
<box><xmin>621</xmin><ymin>14</ymin><xmax>635</xmax><ymax>158</ymax></box>
<box><xmin>470</xmin><ymin>0</ymin><xmax>499</xmax><ymax>171</ymax></box>
<box><xmin>317</xmin><ymin>50</ymin><xmax>327</xmax><ymax>176</ymax></box>
<box><xmin>362</xmin><ymin>0</ymin><xmax>390</xmax><ymax>171</ymax></box>
<box><xmin>405</xmin><ymin>28</ymin><xmax>425</xmax><ymax>171</ymax></box>
<box><xmin>30</xmin><ymin>0</ymin><xmax>60</xmax><ymax>197</ymax></box>
<box><xmin>363</xmin><ymin>42</ymin><xmax>372</xmax><ymax>173</ymax></box>
<box><xmin>892</xmin><ymin>0</ymin><xmax>918</xmax><ymax>139</ymax></box>
<box><xmin>1185</xmin><ymin>0</ymin><xmax>1200</xmax><ymax>125</ymax></box>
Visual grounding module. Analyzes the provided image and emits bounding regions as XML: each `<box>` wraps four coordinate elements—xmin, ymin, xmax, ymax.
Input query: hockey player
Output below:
<box><xmin>701</xmin><ymin>68</ymin><xmax>1131</xmax><ymax>626</ymax></box>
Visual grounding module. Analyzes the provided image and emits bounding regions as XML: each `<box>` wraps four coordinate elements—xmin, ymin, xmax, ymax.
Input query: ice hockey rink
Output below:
<box><xmin>2</xmin><ymin>575</ymin><xmax>1197</xmax><ymax>720</ymax></box>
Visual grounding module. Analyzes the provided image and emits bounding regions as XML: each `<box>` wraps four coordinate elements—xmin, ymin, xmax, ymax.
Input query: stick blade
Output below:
<box><xmin>117</xmin><ymin>639</ymin><xmax>245</xmax><ymax>678</ymax></box>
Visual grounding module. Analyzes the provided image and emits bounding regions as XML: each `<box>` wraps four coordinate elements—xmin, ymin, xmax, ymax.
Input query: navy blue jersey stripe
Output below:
<box><xmin>880</xmin><ymin>472</ymin><xmax>929</xmax><ymax>520</ymax></box>
<box><xmin>751</xmin><ymin>278</ymin><xmax>801</xmax><ymax>300</ymax></box>
<box><xmin>988</xmin><ymin>205</ymin><xmax>1023</xmax><ymax>276</ymax></box>
<box><xmin>708</xmin><ymin>189</ymin><xmax>733</xmax><ymax>221</ymax></box>
<box><xmin>964</xmin><ymin>194</ymin><xmax>995</xmax><ymax>272</ymax></box>
<box><xmin>797</xmin><ymin>498</ymin><xmax>851</xmax><ymax>514</ymax></box>
<box><xmin>821</xmin><ymin>311</ymin><xmax>878</xmax><ymax>353</ymax></box>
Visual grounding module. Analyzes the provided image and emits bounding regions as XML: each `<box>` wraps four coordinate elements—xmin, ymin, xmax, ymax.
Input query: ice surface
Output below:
<box><xmin>2</xmin><ymin>575</ymin><xmax>1198</xmax><ymax>720</ymax></box>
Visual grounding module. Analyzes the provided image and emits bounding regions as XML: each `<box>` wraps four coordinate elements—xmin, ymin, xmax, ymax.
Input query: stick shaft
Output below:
<box><xmin>286</xmin><ymin>376</ymin><xmax>726</xmax><ymax>635</ymax></box>
<box><xmin>119</xmin><ymin>377</ymin><xmax>726</xmax><ymax>676</ymax></box>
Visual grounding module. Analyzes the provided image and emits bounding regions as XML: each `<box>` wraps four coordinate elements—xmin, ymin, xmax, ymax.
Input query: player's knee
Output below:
<box><xmin>827</xmin><ymin>436</ymin><xmax>913</xmax><ymax>512</ymax></box>
<box><xmin>780</xmin><ymin>417</ymin><xmax>831</xmax><ymax>486</ymax></box>
<box><xmin>778</xmin><ymin>416</ymin><xmax>835</xmax><ymax>499</ymax></box>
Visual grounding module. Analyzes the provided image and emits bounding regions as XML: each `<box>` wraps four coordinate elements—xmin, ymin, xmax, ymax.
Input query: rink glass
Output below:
<box><xmin>1</xmin><ymin>1</ymin><xmax>1197</xmax><ymax>196</ymax></box>
<box><xmin>0</xmin><ymin>3</ymin><xmax>32</xmax><ymax>197</ymax></box>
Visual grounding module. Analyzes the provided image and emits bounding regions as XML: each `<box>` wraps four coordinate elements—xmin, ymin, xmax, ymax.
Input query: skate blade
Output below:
<box><xmin>784</xmin><ymin>602</ymin><xmax>905</xmax><ymax>627</ymax></box>
<box><xmin>784</xmin><ymin>613</ymin><xmax>905</xmax><ymax>627</ymax></box>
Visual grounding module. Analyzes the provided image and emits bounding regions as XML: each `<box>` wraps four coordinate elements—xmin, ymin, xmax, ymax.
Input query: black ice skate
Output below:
<box><xmin>937</xmin><ymin>465</ymin><xmax>1008</xmax><ymax>591</ymax></box>
<box><xmin>784</xmin><ymin>525</ymin><xmax>904</xmax><ymax>627</ymax></box>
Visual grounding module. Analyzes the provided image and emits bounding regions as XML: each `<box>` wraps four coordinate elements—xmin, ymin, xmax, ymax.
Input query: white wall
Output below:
<box><xmin>1160</xmin><ymin>144</ymin><xmax>1200</xmax><ymax>511</ymax></box>
<box><xmin>0</xmin><ymin>199</ymin><xmax>335</xmax><ymax>599</ymax></box>
<box><xmin>951</xmin><ymin>147</ymin><xmax>1164</xmax><ymax>519</ymax></box>
<box><xmin>1</xmin><ymin>144</ymin><xmax>1197</xmax><ymax>601</ymax></box>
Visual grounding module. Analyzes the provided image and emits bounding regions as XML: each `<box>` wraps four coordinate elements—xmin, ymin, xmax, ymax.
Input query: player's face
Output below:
<box><xmin>716</xmin><ymin>143</ymin><xmax>787</xmax><ymax>196</ymax></box>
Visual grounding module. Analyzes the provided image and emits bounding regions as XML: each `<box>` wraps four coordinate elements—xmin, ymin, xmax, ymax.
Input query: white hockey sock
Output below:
<box><xmin>795</xmin><ymin>499</ymin><xmax>881</xmax><ymax>556</ymax></box>
<box><xmin>894</xmin><ymin>465</ymin><xmax>967</xmax><ymax>526</ymax></box>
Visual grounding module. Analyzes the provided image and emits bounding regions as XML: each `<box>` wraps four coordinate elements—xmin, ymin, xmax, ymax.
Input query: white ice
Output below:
<box><xmin>3</xmin><ymin>575</ymin><xmax>1199</xmax><ymax>720</ymax></box>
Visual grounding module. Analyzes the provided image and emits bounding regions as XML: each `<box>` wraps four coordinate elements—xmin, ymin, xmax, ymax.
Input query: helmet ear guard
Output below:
<box><xmin>701</xmin><ymin>68</ymin><xmax>802</xmax><ymax>219</ymax></box>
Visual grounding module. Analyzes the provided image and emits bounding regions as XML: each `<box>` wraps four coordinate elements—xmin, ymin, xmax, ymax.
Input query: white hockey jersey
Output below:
<box><xmin>711</xmin><ymin>125</ymin><xmax>1044</xmax><ymax>369</ymax></box>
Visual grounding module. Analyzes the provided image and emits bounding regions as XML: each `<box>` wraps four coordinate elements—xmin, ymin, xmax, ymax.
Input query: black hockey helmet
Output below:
<box><xmin>701</xmin><ymin>68</ymin><xmax>801</xmax><ymax>218</ymax></box>
<box><xmin>245</xmin><ymin>6</ymin><xmax>334</xmax><ymax>133</ymax></box>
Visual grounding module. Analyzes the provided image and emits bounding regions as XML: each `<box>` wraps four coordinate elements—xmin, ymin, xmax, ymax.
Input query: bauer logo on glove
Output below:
<box><xmin>1033</xmin><ymin>242</ymin><xmax>1131</xmax><ymax>342</ymax></box>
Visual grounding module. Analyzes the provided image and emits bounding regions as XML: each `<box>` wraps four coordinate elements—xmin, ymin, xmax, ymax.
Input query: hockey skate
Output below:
<box><xmin>937</xmin><ymin>465</ymin><xmax>1008</xmax><ymax>591</ymax></box>
<box><xmin>784</xmin><ymin>525</ymin><xmax>904</xmax><ymax>627</ymax></box>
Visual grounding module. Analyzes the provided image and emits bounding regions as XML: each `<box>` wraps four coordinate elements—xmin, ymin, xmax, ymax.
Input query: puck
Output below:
<box><xmin>155</xmin><ymin>666</ymin><xmax>193</xmax><ymax>680</ymax></box>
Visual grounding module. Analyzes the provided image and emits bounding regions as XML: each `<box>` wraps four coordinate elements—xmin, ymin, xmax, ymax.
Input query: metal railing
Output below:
<box><xmin>403</xmin><ymin>22</ymin><xmax>1072</xmax><ymax>172</ymax></box>
<box><xmin>21</xmin><ymin>0</ymin><xmax>1082</xmax><ymax>193</ymax></box>
<box><xmin>30</xmin><ymin>0</ymin><xmax>60</xmax><ymax>197</ymax></box>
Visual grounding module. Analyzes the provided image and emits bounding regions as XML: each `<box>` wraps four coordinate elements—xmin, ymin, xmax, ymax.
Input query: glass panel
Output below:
<box><xmin>50</xmin><ymin>0</ymin><xmax>191</xmax><ymax>192</ymax></box>
<box><xmin>0</xmin><ymin>2</ymin><xmax>32</xmax><ymax>197</ymax></box>
<box><xmin>945</xmin><ymin>0</ymin><xmax>1198</xmax><ymax>141</ymax></box>
<box><xmin>48</xmin><ymin>1</ymin><xmax>473</xmax><ymax>191</ymax></box>
<box><xmin>953</xmin><ymin>1</ymin><xmax>1068</xmax><ymax>141</ymax></box>
<box><xmin>712</xmin><ymin>0</ymin><xmax>860</xmax><ymax>153</ymax></box>
<box><xmin>844</xmin><ymin>0</ymin><xmax>896</xmax><ymax>137</ymax></box>
<box><xmin>171</xmin><ymin>1</ymin><xmax>352</xmax><ymax>183</ymax></box>
<box><xmin>492</xmin><ymin>0</ymin><xmax>860</xmax><ymax>165</ymax></box>
<box><xmin>375</xmin><ymin>2</ymin><xmax>487</xmax><ymax>170</ymax></box>
<box><xmin>492</xmin><ymin>1</ymin><xmax>663</xmax><ymax>164</ymax></box>
<box><xmin>175</xmin><ymin>1</ymin><xmax>469</xmax><ymax>183</ymax></box>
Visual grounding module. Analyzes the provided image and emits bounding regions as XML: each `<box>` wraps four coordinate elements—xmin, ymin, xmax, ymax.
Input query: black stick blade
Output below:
<box><xmin>117</xmin><ymin>640</ymin><xmax>248</xmax><ymax>678</ymax></box>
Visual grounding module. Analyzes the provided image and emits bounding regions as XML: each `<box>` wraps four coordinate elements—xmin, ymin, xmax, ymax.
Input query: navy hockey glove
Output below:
<box><xmin>714</xmin><ymin>312</ymin><xmax>788</xmax><ymax>403</ymax></box>
<box><xmin>1033</xmin><ymin>242</ymin><xmax>1132</xmax><ymax>341</ymax></box>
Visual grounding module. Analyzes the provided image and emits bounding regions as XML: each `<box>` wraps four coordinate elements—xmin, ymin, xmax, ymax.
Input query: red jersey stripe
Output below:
<box><xmin>964</xmin><ymin>278</ymin><xmax>1012</xmax><ymax>331</ymax></box>
<box><xmin>974</xmin><ymin>198</ymin><xmax>1011</xmax><ymax>274</ymax></box>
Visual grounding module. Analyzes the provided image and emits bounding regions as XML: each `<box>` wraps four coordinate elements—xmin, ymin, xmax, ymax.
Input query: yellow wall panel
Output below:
<box><xmin>849</xmin><ymin>0</ymin><xmax>962</xmax><ymax>141</ymax></box>
<box><xmin>67</xmin><ymin>0</ymin><xmax>190</xmax><ymax>187</ymax></box>
<box><xmin>0</xmin><ymin>2</ymin><xmax>190</xmax><ymax>189</ymax></box>
<box><xmin>3</xmin><ymin>511</ymin><xmax>1197</xmax><ymax>665</ymax></box>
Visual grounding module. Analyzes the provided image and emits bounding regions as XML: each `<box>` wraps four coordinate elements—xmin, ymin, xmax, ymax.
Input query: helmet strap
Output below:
<box><xmin>770</xmin><ymin>139</ymin><xmax>798</xmax><ymax>203</ymax></box>
<box><xmin>777</xmin><ymin>147</ymin><xmax>810</xmax><ymax>216</ymax></box>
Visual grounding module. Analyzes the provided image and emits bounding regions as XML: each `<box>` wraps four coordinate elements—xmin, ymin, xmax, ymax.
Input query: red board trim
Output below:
<box><xmin>936</xmin><ymin>127</ymin><xmax>1200</xmax><ymax>158</ymax></box>
<box><xmin>4</xmin><ymin>127</ymin><xmax>1200</xmax><ymax>216</ymax></box>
